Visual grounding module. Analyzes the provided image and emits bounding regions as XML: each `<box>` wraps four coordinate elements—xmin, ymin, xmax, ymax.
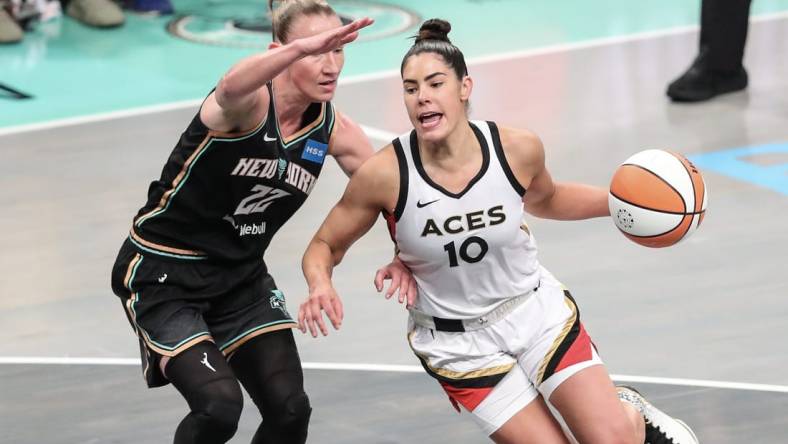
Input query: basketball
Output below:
<box><xmin>608</xmin><ymin>149</ymin><xmax>708</xmax><ymax>248</ymax></box>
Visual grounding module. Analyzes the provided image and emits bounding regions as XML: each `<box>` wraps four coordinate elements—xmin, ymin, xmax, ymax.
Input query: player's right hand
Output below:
<box><xmin>298</xmin><ymin>283</ymin><xmax>344</xmax><ymax>337</ymax></box>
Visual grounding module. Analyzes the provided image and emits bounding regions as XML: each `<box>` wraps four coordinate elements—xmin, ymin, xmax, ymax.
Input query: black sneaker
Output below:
<box><xmin>617</xmin><ymin>386</ymin><xmax>700</xmax><ymax>444</ymax></box>
<box><xmin>667</xmin><ymin>54</ymin><xmax>748</xmax><ymax>102</ymax></box>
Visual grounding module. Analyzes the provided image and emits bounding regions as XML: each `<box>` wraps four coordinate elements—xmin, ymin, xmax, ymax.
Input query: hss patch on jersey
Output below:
<box><xmin>302</xmin><ymin>139</ymin><xmax>328</xmax><ymax>164</ymax></box>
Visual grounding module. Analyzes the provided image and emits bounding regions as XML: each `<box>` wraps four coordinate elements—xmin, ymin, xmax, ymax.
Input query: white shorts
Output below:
<box><xmin>407</xmin><ymin>271</ymin><xmax>603</xmax><ymax>436</ymax></box>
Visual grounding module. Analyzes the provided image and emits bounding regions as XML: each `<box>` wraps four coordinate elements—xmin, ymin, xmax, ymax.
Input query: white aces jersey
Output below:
<box><xmin>388</xmin><ymin>121</ymin><xmax>541</xmax><ymax>319</ymax></box>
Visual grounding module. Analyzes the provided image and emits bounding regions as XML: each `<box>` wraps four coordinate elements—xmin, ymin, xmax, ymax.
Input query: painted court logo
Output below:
<box><xmin>167</xmin><ymin>0</ymin><xmax>420</xmax><ymax>48</ymax></box>
<box><xmin>689</xmin><ymin>143</ymin><xmax>788</xmax><ymax>196</ymax></box>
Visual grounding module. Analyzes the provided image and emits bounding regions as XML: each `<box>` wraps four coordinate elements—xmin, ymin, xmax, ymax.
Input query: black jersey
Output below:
<box><xmin>129</xmin><ymin>84</ymin><xmax>335</xmax><ymax>263</ymax></box>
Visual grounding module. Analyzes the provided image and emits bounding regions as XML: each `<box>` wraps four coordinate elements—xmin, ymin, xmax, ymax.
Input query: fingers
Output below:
<box><xmin>333</xmin><ymin>296</ymin><xmax>344</xmax><ymax>328</ymax></box>
<box><xmin>345</xmin><ymin>17</ymin><xmax>374</xmax><ymax>33</ymax></box>
<box><xmin>298</xmin><ymin>301</ymin><xmax>318</xmax><ymax>338</ymax></box>
<box><xmin>374</xmin><ymin>266</ymin><xmax>397</xmax><ymax>299</ymax></box>
<box><xmin>335</xmin><ymin>17</ymin><xmax>373</xmax><ymax>44</ymax></box>
<box><xmin>298</xmin><ymin>293</ymin><xmax>343</xmax><ymax>338</ymax></box>
<box><xmin>397</xmin><ymin>273</ymin><xmax>410</xmax><ymax>304</ymax></box>
<box><xmin>298</xmin><ymin>304</ymin><xmax>307</xmax><ymax>333</ymax></box>
<box><xmin>315</xmin><ymin>304</ymin><xmax>330</xmax><ymax>336</ymax></box>
<box><xmin>374</xmin><ymin>268</ymin><xmax>388</xmax><ymax>292</ymax></box>
<box><xmin>406</xmin><ymin>276</ymin><xmax>417</xmax><ymax>309</ymax></box>
<box><xmin>308</xmin><ymin>299</ymin><xmax>324</xmax><ymax>337</ymax></box>
<box><xmin>385</xmin><ymin>271</ymin><xmax>402</xmax><ymax>300</ymax></box>
<box><xmin>321</xmin><ymin>294</ymin><xmax>340</xmax><ymax>332</ymax></box>
<box><xmin>374</xmin><ymin>262</ymin><xmax>417</xmax><ymax>307</ymax></box>
<box><xmin>338</xmin><ymin>31</ymin><xmax>360</xmax><ymax>46</ymax></box>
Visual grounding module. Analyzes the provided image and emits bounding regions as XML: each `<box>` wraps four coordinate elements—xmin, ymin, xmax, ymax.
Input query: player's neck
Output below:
<box><xmin>421</xmin><ymin>121</ymin><xmax>478</xmax><ymax>169</ymax></box>
<box><xmin>272</xmin><ymin>77</ymin><xmax>312</xmax><ymax>128</ymax></box>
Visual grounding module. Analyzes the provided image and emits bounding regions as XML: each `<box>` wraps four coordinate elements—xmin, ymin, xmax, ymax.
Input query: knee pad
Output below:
<box><xmin>198</xmin><ymin>378</ymin><xmax>244</xmax><ymax>430</ymax></box>
<box><xmin>272</xmin><ymin>391</ymin><xmax>312</xmax><ymax>429</ymax></box>
<box><xmin>249</xmin><ymin>392</ymin><xmax>312</xmax><ymax>444</ymax></box>
<box><xmin>176</xmin><ymin>377</ymin><xmax>243</xmax><ymax>443</ymax></box>
<box><xmin>285</xmin><ymin>391</ymin><xmax>312</xmax><ymax>423</ymax></box>
<box><xmin>167</xmin><ymin>342</ymin><xmax>244</xmax><ymax>444</ymax></box>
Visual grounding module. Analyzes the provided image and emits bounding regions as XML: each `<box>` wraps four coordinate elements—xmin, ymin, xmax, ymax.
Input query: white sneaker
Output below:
<box><xmin>617</xmin><ymin>386</ymin><xmax>700</xmax><ymax>444</ymax></box>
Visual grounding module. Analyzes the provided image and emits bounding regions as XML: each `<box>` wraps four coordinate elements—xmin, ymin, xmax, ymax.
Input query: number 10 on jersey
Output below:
<box><xmin>443</xmin><ymin>236</ymin><xmax>489</xmax><ymax>267</ymax></box>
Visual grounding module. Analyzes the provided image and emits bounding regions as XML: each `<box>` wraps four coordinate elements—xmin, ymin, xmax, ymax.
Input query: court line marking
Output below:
<box><xmin>1</xmin><ymin>11</ymin><xmax>786</xmax><ymax>138</ymax></box>
<box><xmin>2</xmin><ymin>356</ymin><xmax>787</xmax><ymax>394</ymax></box>
<box><xmin>0</xmin><ymin>101</ymin><xmax>397</xmax><ymax>140</ymax></box>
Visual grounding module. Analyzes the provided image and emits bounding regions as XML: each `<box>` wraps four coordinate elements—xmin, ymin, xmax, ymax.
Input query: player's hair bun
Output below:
<box><xmin>415</xmin><ymin>19</ymin><xmax>452</xmax><ymax>44</ymax></box>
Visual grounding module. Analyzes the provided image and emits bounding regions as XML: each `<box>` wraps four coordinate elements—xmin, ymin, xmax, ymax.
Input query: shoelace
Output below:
<box><xmin>645</xmin><ymin>423</ymin><xmax>677</xmax><ymax>444</ymax></box>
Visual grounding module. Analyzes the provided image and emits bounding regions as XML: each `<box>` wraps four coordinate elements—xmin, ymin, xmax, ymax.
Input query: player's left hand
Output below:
<box><xmin>374</xmin><ymin>257</ymin><xmax>417</xmax><ymax>309</ymax></box>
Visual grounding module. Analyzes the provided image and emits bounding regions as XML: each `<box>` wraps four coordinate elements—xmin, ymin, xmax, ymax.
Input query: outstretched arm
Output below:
<box><xmin>328</xmin><ymin>115</ymin><xmax>417</xmax><ymax>306</ymax></box>
<box><xmin>299</xmin><ymin>149</ymin><xmax>399</xmax><ymax>336</ymax></box>
<box><xmin>201</xmin><ymin>17</ymin><xmax>375</xmax><ymax>131</ymax></box>
<box><xmin>500</xmin><ymin>127</ymin><xmax>609</xmax><ymax>220</ymax></box>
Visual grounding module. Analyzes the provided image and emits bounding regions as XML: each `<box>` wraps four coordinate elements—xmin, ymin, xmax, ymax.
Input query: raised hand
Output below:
<box><xmin>295</xmin><ymin>17</ymin><xmax>374</xmax><ymax>57</ymax></box>
<box><xmin>298</xmin><ymin>283</ymin><xmax>344</xmax><ymax>337</ymax></box>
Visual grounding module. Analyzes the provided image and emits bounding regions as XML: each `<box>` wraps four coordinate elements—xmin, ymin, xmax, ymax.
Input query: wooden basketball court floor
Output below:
<box><xmin>2</xmin><ymin>16</ymin><xmax>788</xmax><ymax>444</ymax></box>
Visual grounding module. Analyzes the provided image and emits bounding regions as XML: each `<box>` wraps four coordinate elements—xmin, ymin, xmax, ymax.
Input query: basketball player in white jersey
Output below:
<box><xmin>297</xmin><ymin>18</ymin><xmax>699</xmax><ymax>444</ymax></box>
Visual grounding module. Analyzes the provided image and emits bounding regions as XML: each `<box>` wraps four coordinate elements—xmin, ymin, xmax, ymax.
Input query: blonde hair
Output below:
<box><xmin>268</xmin><ymin>0</ymin><xmax>337</xmax><ymax>43</ymax></box>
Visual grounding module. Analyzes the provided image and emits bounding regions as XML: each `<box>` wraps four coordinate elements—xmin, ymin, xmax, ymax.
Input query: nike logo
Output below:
<box><xmin>263</xmin><ymin>133</ymin><xmax>277</xmax><ymax>142</ymax></box>
<box><xmin>201</xmin><ymin>352</ymin><xmax>216</xmax><ymax>372</ymax></box>
<box><xmin>416</xmin><ymin>199</ymin><xmax>440</xmax><ymax>208</ymax></box>
<box><xmin>158</xmin><ymin>273</ymin><xmax>168</xmax><ymax>283</ymax></box>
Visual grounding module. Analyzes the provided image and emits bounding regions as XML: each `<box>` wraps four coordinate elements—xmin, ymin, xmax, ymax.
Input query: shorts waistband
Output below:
<box><xmin>128</xmin><ymin>228</ymin><xmax>209</xmax><ymax>261</ymax></box>
<box><xmin>410</xmin><ymin>283</ymin><xmax>540</xmax><ymax>332</ymax></box>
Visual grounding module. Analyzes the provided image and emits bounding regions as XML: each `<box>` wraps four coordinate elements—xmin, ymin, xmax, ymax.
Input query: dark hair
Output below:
<box><xmin>268</xmin><ymin>0</ymin><xmax>336</xmax><ymax>43</ymax></box>
<box><xmin>400</xmin><ymin>19</ymin><xmax>468</xmax><ymax>79</ymax></box>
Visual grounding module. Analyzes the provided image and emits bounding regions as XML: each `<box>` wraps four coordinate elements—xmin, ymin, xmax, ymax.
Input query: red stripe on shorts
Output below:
<box><xmin>554</xmin><ymin>322</ymin><xmax>593</xmax><ymax>374</ymax></box>
<box><xmin>440</xmin><ymin>381</ymin><xmax>494</xmax><ymax>412</ymax></box>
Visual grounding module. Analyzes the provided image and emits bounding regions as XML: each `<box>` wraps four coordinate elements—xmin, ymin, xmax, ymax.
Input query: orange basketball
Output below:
<box><xmin>608</xmin><ymin>149</ymin><xmax>708</xmax><ymax>248</ymax></box>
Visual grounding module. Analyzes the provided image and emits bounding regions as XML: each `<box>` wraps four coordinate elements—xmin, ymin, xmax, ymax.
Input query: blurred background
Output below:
<box><xmin>2</xmin><ymin>1</ymin><xmax>787</xmax><ymax>442</ymax></box>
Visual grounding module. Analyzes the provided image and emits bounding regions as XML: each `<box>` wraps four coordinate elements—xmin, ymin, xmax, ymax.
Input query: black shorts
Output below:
<box><xmin>111</xmin><ymin>238</ymin><xmax>297</xmax><ymax>387</ymax></box>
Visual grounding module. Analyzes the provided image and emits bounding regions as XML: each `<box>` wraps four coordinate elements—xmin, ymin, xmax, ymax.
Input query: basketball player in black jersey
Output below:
<box><xmin>298</xmin><ymin>19</ymin><xmax>699</xmax><ymax>444</ymax></box>
<box><xmin>110</xmin><ymin>2</ymin><xmax>414</xmax><ymax>443</ymax></box>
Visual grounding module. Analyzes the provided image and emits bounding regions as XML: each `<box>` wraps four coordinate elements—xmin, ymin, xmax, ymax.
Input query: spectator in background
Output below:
<box><xmin>64</xmin><ymin>0</ymin><xmax>177</xmax><ymax>27</ymax></box>
<box><xmin>1</xmin><ymin>0</ymin><xmax>124</xmax><ymax>41</ymax></box>
<box><xmin>0</xmin><ymin>2</ymin><xmax>23</xmax><ymax>43</ymax></box>
<box><xmin>667</xmin><ymin>0</ymin><xmax>752</xmax><ymax>102</ymax></box>
<box><xmin>62</xmin><ymin>0</ymin><xmax>125</xmax><ymax>27</ymax></box>
<box><xmin>125</xmin><ymin>0</ymin><xmax>173</xmax><ymax>15</ymax></box>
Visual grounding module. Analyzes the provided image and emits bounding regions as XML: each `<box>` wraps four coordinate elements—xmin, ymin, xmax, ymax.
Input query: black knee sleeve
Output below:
<box><xmin>250</xmin><ymin>391</ymin><xmax>311</xmax><ymax>444</ymax></box>
<box><xmin>174</xmin><ymin>378</ymin><xmax>243</xmax><ymax>443</ymax></box>
<box><xmin>275</xmin><ymin>391</ymin><xmax>312</xmax><ymax>429</ymax></box>
<box><xmin>229</xmin><ymin>331</ymin><xmax>312</xmax><ymax>444</ymax></box>
<box><xmin>166</xmin><ymin>342</ymin><xmax>243</xmax><ymax>444</ymax></box>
